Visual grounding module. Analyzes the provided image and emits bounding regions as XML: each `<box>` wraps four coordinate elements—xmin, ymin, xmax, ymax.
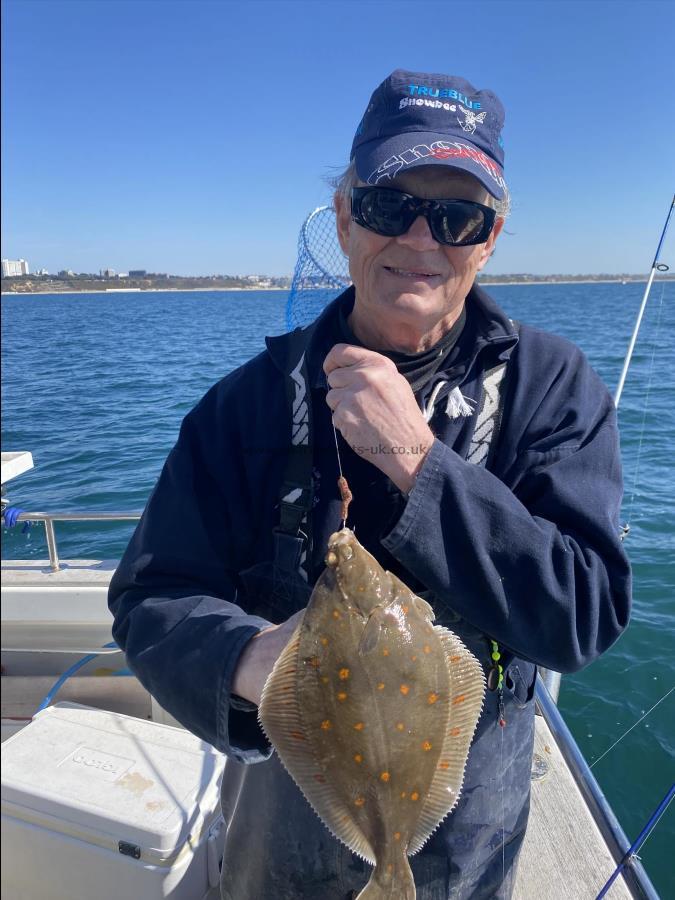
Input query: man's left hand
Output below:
<box><xmin>324</xmin><ymin>343</ymin><xmax>434</xmax><ymax>494</ymax></box>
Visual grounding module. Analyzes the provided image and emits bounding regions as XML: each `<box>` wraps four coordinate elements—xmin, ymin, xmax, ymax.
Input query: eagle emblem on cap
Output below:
<box><xmin>457</xmin><ymin>106</ymin><xmax>486</xmax><ymax>134</ymax></box>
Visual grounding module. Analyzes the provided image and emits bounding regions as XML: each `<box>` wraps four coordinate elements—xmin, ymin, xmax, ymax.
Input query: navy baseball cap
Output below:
<box><xmin>351</xmin><ymin>69</ymin><xmax>507</xmax><ymax>200</ymax></box>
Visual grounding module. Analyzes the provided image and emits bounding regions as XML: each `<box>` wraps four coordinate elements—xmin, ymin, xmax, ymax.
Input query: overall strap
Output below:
<box><xmin>274</xmin><ymin>324</ymin><xmax>317</xmax><ymax>585</ymax></box>
<box><xmin>466</xmin><ymin>322</ymin><xmax>519</xmax><ymax>469</ymax></box>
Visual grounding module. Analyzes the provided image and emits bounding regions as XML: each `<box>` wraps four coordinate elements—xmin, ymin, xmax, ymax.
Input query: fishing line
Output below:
<box><xmin>624</xmin><ymin>279</ymin><xmax>667</xmax><ymax>527</ymax></box>
<box><xmin>589</xmin><ymin>684</ymin><xmax>674</xmax><ymax>769</ymax></box>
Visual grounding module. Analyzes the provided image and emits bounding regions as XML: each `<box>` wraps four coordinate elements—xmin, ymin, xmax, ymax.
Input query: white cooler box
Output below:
<box><xmin>1</xmin><ymin>703</ymin><xmax>226</xmax><ymax>900</ymax></box>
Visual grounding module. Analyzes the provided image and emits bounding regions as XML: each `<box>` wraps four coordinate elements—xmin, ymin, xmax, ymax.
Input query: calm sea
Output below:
<box><xmin>2</xmin><ymin>285</ymin><xmax>674</xmax><ymax>895</ymax></box>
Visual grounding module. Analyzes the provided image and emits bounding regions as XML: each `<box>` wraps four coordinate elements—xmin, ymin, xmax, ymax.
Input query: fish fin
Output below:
<box><xmin>259</xmin><ymin>629</ymin><xmax>376</xmax><ymax>865</ymax></box>
<box><xmin>407</xmin><ymin>626</ymin><xmax>486</xmax><ymax>856</ymax></box>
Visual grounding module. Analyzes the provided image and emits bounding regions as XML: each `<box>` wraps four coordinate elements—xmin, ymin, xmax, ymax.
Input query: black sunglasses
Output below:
<box><xmin>351</xmin><ymin>186</ymin><xmax>497</xmax><ymax>247</ymax></box>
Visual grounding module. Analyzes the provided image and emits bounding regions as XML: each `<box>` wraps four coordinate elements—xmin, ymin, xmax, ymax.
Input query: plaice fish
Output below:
<box><xmin>259</xmin><ymin>528</ymin><xmax>486</xmax><ymax>900</ymax></box>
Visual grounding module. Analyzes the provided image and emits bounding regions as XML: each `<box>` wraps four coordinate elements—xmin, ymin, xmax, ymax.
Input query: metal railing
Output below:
<box><xmin>1</xmin><ymin>511</ymin><xmax>142</xmax><ymax>572</ymax></box>
<box><xmin>536</xmin><ymin>679</ymin><xmax>660</xmax><ymax>900</ymax></box>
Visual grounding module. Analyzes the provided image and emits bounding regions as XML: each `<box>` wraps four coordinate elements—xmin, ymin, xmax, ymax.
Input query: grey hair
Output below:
<box><xmin>328</xmin><ymin>159</ymin><xmax>511</xmax><ymax>219</ymax></box>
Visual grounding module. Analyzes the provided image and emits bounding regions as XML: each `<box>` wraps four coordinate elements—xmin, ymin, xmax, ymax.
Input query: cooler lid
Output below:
<box><xmin>1</xmin><ymin>703</ymin><xmax>225</xmax><ymax>861</ymax></box>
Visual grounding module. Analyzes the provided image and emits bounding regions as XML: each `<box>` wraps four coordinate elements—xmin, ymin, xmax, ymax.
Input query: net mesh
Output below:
<box><xmin>285</xmin><ymin>206</ymin><xmax>351</xmax><ymax>330</ymax></box>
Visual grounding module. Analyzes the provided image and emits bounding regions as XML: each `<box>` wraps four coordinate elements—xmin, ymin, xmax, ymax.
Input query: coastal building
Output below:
<box><xmin>100</xmin><ymin>268</ymin><xmax>116</xmax><ymax>278</ymax></box>
<box><xmin>1</xmin><ymin>259</ymin><xmax>29</xmax><ymax>277</ymax></box>
<box><xmin>128</xmin><ymin>269</ymin><xmax>146</xmax><ymax>277</ymax></box>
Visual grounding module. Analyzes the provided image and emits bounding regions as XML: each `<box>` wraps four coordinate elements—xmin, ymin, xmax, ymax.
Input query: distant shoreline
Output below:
<box><xmin>1</xmin><ymin>279</ymin><xmax>659</xmax><ymax>297</ymax></box>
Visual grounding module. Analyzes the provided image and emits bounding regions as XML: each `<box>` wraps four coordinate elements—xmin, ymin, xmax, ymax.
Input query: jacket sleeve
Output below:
<box><xmin>382</xmin><ymin>338</ymin><xmax>631</xmax><ymax>674</ymax></box>
<box><xmin>108</xmin><ymin>382</ymin><xmax>274</xmax><ymax>763</ymax></box>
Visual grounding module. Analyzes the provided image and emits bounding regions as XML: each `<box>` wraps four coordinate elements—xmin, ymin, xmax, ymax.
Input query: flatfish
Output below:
<box><xmin>259</xmin><ymin>528</ymin><xmax>485</xmax><ymax>899</ymax></box>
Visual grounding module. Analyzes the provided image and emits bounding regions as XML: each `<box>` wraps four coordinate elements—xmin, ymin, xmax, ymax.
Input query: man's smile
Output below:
<box><xmin>383</xmin><ymin>265</ymin><xmax>442</xmax><ymax>280</ymax></box>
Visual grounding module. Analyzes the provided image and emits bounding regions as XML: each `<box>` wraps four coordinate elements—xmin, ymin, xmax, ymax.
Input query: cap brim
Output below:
<box><xmin>353</xmin><ymin>132</ymin><xmax>506</xmax><ymax>200</ymax></box>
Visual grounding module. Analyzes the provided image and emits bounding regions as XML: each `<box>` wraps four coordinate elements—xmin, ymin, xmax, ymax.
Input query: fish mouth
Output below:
<box><xmin>326</xmin><ymin>528</ymin><xmax>355</xmax><ymax>568</ymax></box>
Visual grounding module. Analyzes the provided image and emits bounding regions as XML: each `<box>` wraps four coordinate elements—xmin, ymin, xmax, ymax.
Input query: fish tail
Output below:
<box><xmin>355</xmin><ymin>855</ymin><xmax>416</xmax><ymax>900</ymax></box>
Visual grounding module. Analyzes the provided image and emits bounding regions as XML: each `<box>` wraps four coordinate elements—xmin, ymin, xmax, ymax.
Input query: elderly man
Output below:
<box><xmin>109</xmin><ymin>69</ymin><xmax>631</xmax><ymax>899</ymax></box>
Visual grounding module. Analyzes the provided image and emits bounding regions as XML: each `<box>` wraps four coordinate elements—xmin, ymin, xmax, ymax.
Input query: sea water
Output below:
<box><xmin>2</xmin><ymin>284</ymin><xmax>674</xmax><ymax>894</ymax></box>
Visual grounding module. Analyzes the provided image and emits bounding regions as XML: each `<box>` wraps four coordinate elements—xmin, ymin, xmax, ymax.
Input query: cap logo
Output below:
<box><xmin>457</xmin><ymin>106</ymin><xmax>486</xmax><ymax>135</ymax></box>
<box><xmin>367</xmin><ymin>140</ymin><xmax>506</xmax><ymax>193</ymax></box>
<box><xmin>408</xmin><ymin>84</ymin><xmax>481</xmax><ymax>110</ymax></box>
<box><xmin>399</xmin><ymin>97</ymin><xmax>457</xmax><ymax>112</ymax></box>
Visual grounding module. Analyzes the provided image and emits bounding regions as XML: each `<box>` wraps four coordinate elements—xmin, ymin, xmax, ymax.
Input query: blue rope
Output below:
<box><xmin>2</xmin><ymin>506</ymin><xmax>33</xmax><ymax>533</ymax></box>
<box><xmin>35</xmin><ymin>641</ymin><xmax>120</xmax><ymax>713</ymax></box>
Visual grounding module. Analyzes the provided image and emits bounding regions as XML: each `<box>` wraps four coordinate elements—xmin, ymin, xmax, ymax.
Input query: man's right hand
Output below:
<box><xmin>231</xmin><ymin>608</ymin><xmax>306</xmax><ymax>706</ymax></box>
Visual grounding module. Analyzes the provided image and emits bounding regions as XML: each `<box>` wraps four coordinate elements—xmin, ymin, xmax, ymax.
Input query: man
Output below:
<box><xmin>109</xmin><ymin>69</ymin><xmax>631</xmax><ymax>899</ymax></box>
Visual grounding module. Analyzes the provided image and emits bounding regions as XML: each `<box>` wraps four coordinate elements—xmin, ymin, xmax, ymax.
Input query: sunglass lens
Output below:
<box><xmin>360</xmin><ymin>190</ymin><xmax>410</xmax><ymax>236</ymax></box>
<box><xmin>434</xmin><ymin>203</ymin><xmax>487</xmax><ymax>245</ymax></box>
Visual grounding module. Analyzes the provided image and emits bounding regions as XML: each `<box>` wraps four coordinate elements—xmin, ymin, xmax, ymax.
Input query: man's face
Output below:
<box><xmin>335</xmin><ymin>166</ymin><xmax>504</xmax><ymax>351</ymax></box>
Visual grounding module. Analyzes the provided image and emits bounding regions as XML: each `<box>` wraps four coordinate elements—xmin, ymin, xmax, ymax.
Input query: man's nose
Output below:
<box><xmin>395</xmin><ymin>212</ymin><xmax>440</xmax><ymax>250</ymax></box>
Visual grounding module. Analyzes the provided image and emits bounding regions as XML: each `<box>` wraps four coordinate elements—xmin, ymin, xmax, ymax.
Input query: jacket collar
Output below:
<box><xmin>265</xmin><ymin>283</ymin><xmax>518</xmax><ymax>386</ymax></box>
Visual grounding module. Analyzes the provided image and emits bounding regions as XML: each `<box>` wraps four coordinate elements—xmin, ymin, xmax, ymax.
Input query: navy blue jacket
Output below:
<box><xmin>109</xmin><ymin>285</ymin><xmax>631</xmax><ymax>764</ymax></box>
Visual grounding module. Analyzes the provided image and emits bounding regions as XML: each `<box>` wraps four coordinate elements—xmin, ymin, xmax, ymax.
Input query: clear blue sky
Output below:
<box><xmin>2</xmin><ymin>0</ymin><xmax>674</xmax><ymax>276</ymax></box>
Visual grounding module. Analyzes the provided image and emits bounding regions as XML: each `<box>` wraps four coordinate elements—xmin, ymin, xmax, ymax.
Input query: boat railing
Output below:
<box><xmin>536</xmin><ymin>680</ymin><xmax>660</xmax><ymax>899</ymax></box>
<box><xmin>0</xmin><ymin>510</ymin><xmax>142</xmax><ymax>573</ymax></box>
<box><xmin>3</xmin><ymin>509</ymin><xmax>565</xmax><ymax>702</ymax></box>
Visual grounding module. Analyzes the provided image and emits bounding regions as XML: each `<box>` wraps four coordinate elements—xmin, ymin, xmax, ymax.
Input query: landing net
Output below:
<box><xmin>285</xmin><ymin>206</ymin><xmax>351</xmax><ymax>331</ymax></box>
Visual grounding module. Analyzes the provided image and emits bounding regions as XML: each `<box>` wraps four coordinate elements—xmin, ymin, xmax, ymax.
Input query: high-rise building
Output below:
<box><xmin>1</xmin><ymin>259</ymin><xmax>29</xmax><ymax>277</ymax></box>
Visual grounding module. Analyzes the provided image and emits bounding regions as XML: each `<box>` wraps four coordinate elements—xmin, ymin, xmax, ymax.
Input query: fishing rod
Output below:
<box><xmin>614</xmin><ymin>194</ymin><xmax>674</xmax><ymax>408</ymax></box>
<box><xmin>595</xmin><ymin>783</ymin><xmax>675</xmax><ymax>899</ymax></box>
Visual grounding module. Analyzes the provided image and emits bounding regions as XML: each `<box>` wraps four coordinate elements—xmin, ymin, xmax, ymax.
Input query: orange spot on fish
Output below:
<box><xmin>450</xmin><ymin>655</ymin><xmax>461</xmax><ymax>663</ymax></box>
<box><xmin>380</xmin><ymin>772</ymin><xmax>390</xmax><ymax>782</ymax></box>
<box><xmin>399</xmin><ymin>684</ymin><xmax>410</xmax><ymax>695</ymax></box>
<box><xmin>337</xmin><ymin>692</ymin><xmax>348</xmax><ymax>702</ymax></box>
<box><xmin>422</xmin><ymin>741</ymin><xmax>432</xmax><ymax>751</ymax></box>
<box><xmin>320</xmin><ymin>637</ymin><xmax>329</xmax><ymax>647</ymax></box>
<box><xmin>358</xmin><ymin>585</ymin><xmax>365</xmax><ymax>592</ymax></box>
<box><xmin>332</xmin><ymin>610</ymin><xmax>341</xmax><ymax>620</ymax></box>
<box><xmin>353</xmin><ymin>722</ymin><xmax>365</xmax><ymax>731</ymax></box>
<box><xmin>338</xmin><ymin>668</ymin><xmax>350</xmax><ymax>680</ymax></box>
<box><xmin>290</xmin><ymin>731</ymin><xmax>305</xmax><ymax>741</ymax></box>
<box><xmin>438</xmin><ymin>761</ymin><xmax>450</xmax><ymax>770</ymax></box>
<box><xmin>410</xmin><ymin>792</ymin><xmax>419</xmax><ymax>802</ymax></box>
<box><xmin>453</xmin><ymin>694</ymin><xmax>467</xmax><ymax>705</ymax></box>
<box><xmin>402</xmin><ymin>605</ymin><xmax>410</xmax><ymax>614</ymax></box>
<box><xmin>427</xmin><ymin>692</ymin><xmax>439</xmax><ymax>704</ymax></box>
<box><xmin>411</xmin><ymin>655</ymin><xmax>418</xmax><ymax>662</ymax></box>
<box><xmin>387</xmin><ymin>864</ymin><xmax>394</xmax><ymax>874</ymax></box>
<box><xmin>354</xmin><ymin>754</ymin><xmax>363</xmax><ymax>764</ymax></box>
<box><xmin>307</xmin><ymin>657</ymin><xmax>321</xmax><ymax>669</ymax></box>
<box><xmin>423</xmin><ymin>644</ymin><xmax>431</xmax><ymax>654</ymax></box>
<box><xmin>377</xmin><ymin>682</ymin><xmax>385</xmax><ymax>690</ymax></box>
<box><xmin>383</xmin><ymin>648</ymin><xmax>390</xmax><ymax>657</ymax></box>
<box><xmin>321</xmin><ymin>720</ymin><xmax>332</xmax><ymax>730</ymax></box>
<box><xmin>396</xmin><ymin>722</ymin><xmax>405</xmax><ymax>732</ymax></box>
<box><xmin>450</xmin><ymin>727</ymin><xmax>462</xmax><ymax>736</ymax></box>
<box><xmin>400</xmin><ymin>791</ymin><xmax>407</xmax><ymax>799</ymax></box>
<box><xmin>393</xmin><ymin>831</ymin><xmax>402</xmax><ymax>841</ymax></box>
<box><xmin>354</xmin><ymin>796</ymin><xmax>365</xmax><ymax>807</ymax></box>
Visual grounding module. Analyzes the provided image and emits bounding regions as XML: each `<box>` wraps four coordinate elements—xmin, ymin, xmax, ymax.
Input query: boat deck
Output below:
<box><xmin>516</xmin><ymin>716</ymin><xmax>631</xmax><ymax>898</ymax></box>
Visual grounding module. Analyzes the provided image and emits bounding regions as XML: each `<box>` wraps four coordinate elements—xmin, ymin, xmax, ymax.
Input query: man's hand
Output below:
<box><xmin>324</xmin><ymin>344</ymin><xmax>434</xmax><ymax>494</ymax></box>
<box><xmin>231</xmin><ymin>609</ymin><xmax>305</xmax><ymax>706</ymax></box>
